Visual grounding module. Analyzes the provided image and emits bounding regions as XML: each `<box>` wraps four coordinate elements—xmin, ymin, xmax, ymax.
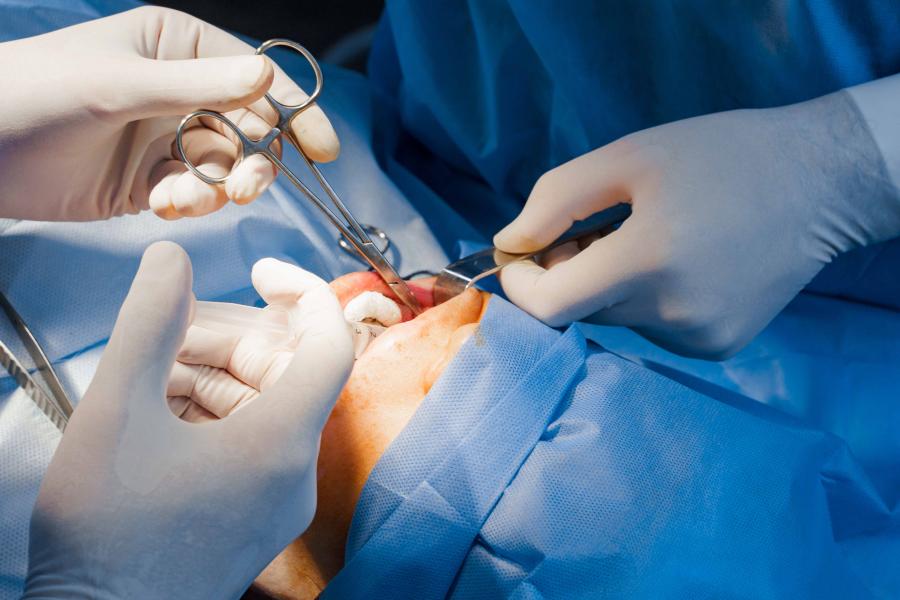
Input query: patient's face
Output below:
<box><xmin>251</xmin><ymin>273</ymin><xmax>488</xmax><ymax>599</ymax></box>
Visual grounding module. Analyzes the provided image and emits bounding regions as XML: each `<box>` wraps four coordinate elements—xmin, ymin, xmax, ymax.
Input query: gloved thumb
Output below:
<box><xmin>110</xmin><ymin>54</ymin><xmax>274</xmax><ymax>120</ymax></box>
<box><xmin>89</xmin><ymin>242</ymin><xmax>194</xmax><ymax>406</ymax></box>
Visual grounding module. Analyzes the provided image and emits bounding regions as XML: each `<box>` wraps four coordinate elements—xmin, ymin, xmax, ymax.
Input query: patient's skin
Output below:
<box><xmin>251</xmin><ymin>274</ymin><xmax>488</xmax><ymax>599</ymax></box>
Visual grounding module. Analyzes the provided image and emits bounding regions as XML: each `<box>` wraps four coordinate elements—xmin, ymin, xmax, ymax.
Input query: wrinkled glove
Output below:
<box><xmin>24</xmin><ymin>242</ymin><xmax>353</xmax><ymax>599</ymax></box>
<box><xmin>0</xmin><ymin>6</ymin><xmax>338</xmax><ymax>221</ymax></box>
<box><xmin>167</xmin><ymin>258</ymin><xmax>341</xmax><ymax>421</ymax></box>
<box><xmin>495</xmin><ymin>90</ymin><xmax>900</xmax><ymax>359</ymax></box>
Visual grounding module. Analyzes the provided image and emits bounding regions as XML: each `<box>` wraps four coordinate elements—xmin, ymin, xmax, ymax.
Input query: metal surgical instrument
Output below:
<box><xmin>176</xmin><ymin>39</ymin><xmax>422</xmax><ymax>316</ymax></box>
<box><xmin>433</xmin><ymin>203</ymin><xmax>633</xmax><ymax>304</ymax></box>
<box><xmin>0</xmin><ymin>291</ymin><xmax>72</xmax><ymax>431</ymax></box>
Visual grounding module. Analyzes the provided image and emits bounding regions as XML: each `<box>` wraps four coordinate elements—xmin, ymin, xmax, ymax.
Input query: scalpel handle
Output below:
<box><xmin>494</xmin><ymin>203</ymin><xmax>633</xmax><ymax>265</ymax></box>
<box><xmin>434</xmin><ymin>203</ymin><xmax>632</xmax><ymax>304</ymax></box>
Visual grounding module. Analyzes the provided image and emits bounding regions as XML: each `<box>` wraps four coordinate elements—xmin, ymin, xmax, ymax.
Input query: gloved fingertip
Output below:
<box><xmin>149</xmin><ymin>179</ymin><xmax>181</xmax><ymax>220</ymax></box>
<box><xmin>151</xmin><ymin>202</ymin><xmax>181</xmax><ymax>221</ymax></box>
<box><xmin>86</xmin><ymin>242</ymin><xmax>194</xmax><ymax>405</ymax></box>
<box><xmin>492</xmin><ymin>226</ymin><xmax>515</xmax><ymax>250</ymax></box>
<box><xmin>291</xmin><ymin>107</ymin><xmax>340</xmax><ymax>163</ymax></box>
<box><xmin>127</xmin><ymin>243</ymin><xmax>194</xmax><ymax>341</ymax></box>
<box><xmin>227</xmin><ymin>156</ymin><xmax>276</xmax><ymax>205</ymax></box>
<box><xmin>493</xmin><ymin>222</ymin><xmax>543</xmax><ymax>253</ymax></box>
<box><xmin>251</xmin><ymin>258</ymin><xmax>327</xmax><ymax>305</ymax></box>
<box><xmin>305</xmin><ymin>134</ymin><xmax>341</xmax><ymax>163</ymax></box>
<box><xmin>129</xmin><ymin>241</ymin><xmax>194</xmax><ymax>356</ymax></box>
<box><xmin>172</xmin><ymin>174</ymin><xmax>226</xmax><ymax>217</ymax></box>
<box><xmin>223</xmin><ymin>54</ymin><xmax>275</xmax><ymax>106</ymax></box>
<box><xmin>250</xmin><ymin>257</ymin><xmax>287</xmax><ymax>291</ymax></box>
<box><xmin>139</xmin><ymin>241</ymin><xmax>193</xmax><ymax>290</ymax></box>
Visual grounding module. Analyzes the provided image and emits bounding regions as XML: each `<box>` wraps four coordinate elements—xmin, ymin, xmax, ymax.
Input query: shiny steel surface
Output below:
<box><xmin>176</xmin><ymin>39</ymin><xmax>422</xmax><ymax>315</ymax></box>
<box><xmin>0</xmin><ymin>291</ymin><xmax>71</xmax><ymax>431</ymax></box>
<box><xmin>434</xmin><ymin>203</ymin><xmax>633</xmax><ymax>305</ymax></box>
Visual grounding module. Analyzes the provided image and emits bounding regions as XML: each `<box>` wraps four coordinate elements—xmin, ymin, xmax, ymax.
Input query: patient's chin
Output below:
<box><xmin>251</xmin><ymin>277</ymin><xmax>488</xmax><ymax>599</ymax></box>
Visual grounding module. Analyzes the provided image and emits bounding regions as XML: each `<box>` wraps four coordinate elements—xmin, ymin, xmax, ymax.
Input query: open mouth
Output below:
<box><xmin>329</xmin><ymin>272</ymin><xmax>437</xmax><ymax>324</ymax></box>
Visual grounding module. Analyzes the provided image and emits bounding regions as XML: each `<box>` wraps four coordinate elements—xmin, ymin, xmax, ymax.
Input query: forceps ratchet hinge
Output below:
<box><xmin>175</xmin><ymin>39</ymin><xmax>422</xmax><ymax>316</ymax></box>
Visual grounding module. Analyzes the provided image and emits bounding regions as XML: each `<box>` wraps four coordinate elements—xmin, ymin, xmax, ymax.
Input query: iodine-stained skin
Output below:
<box><xmin>251</xmin><ymin>275</ymin><xmax>488</xmax><ymax>600</ymax></box>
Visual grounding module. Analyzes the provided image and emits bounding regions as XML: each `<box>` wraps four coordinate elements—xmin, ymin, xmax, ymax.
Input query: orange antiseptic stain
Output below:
<box><xmin>253</xmin><ymin>277</ymin><xmax>489</xmax><ymax>599</ymax></box>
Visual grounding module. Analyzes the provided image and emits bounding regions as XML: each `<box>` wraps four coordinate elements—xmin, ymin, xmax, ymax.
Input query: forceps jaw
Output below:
<box><xmin>346</xmin><ymin>240</ymin><xmax>424</xmax><ymax>316</ymax></box>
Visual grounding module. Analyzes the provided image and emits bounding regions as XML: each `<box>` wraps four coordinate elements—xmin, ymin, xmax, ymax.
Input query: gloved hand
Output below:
<box><xmin>495</xmin><ymin>91</ymin><xmax>900</xmax><ymax>359</ymax></box>
<box><xmin>167</xmin><ymin>258</ymin><xmax>339</xmax><ymax>422</ymax></box>
<box><xmin>0</xmin><ymin>6</ymin><xmax>339</xmax><ymax>221</ymax></box>
<box><xmin>24</xmin><ymin>242</ymin><xmax>353</xmax><ymax>599</ymax></box>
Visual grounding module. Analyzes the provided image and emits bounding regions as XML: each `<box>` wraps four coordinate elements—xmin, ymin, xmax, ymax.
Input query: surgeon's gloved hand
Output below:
<box><xmin>167</xmin><ymin>258</ymin><xmax>345</xmax><ymax>421</ymax></box>
<box><xmin>495</xmin><ymin>91</ymin><xmax>900</xmax><ymax>359</ymax></box>
<box><xmin>24</xmin><ymin>242</ymin><xmax>353</xmax><ymax>599</ymax></box>
<box><xmin>0</xmin><ymin>6</ymin><xmax>339</xmax><ymax>221</ymax></box>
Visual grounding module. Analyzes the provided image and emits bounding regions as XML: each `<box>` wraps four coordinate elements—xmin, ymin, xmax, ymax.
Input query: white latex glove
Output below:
<box><xmin>167</xmin><ymin>258</ymin><xmax>341</xmax><ymax>421</ymax></box>
<box><xmin>24</xmin><ymin>242</ymin><xmax>353</xmax><ymax>599</ymax></box>
<box><xmin>0</xmin><ymin>6</ymin><xmax>339</xmax><ymax>221</ymax></box>
<box><xmin>495</xmin><ymin>90</ymin><xmax>900</xmax><ymax>359</ymax></box>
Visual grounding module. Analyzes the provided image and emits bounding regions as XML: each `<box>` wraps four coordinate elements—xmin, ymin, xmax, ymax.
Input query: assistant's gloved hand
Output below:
<box><xmin>0</xmin><ymin>6</ymin><xmax>339</xmax><ymax>221</ymax></box>
<box><xmin>495</xmin><ymin>91</ymin><xmax>900</xmax><ymax>359</ymax></box>
<box><xmin>167</xmin><ymin>258</ymin><xmax>345</xmax><ymax>421</ymax></box>
<box><xmin>24</xmin><ymin>242</ymin><xmax>353</xmax><ymax>599</ymax></box>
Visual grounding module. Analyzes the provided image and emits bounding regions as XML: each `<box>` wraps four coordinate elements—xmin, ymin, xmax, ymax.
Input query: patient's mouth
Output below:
<box><xmin>329</xmin><ymin>272</ymin><xmax>435</xmax><ymax>323</ymax></box>
<box><xmin>343</xmin><ymin>291</ymin><xmax>402</xmax><ymax>327</ymax></box>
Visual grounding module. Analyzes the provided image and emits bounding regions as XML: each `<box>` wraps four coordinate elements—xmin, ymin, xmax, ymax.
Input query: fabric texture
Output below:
<box><xmin>1</xmin><ymin>0</ymin><xmax>900</xmax><ymax>597</ymax></box>
<box><xmin>0</xmin><ymin>2</ymin><xmax>447</xmax><ymax>596</ymax></box>
<box><xmin>327</xmin><ymin>297</ymin><xmax>899</xmax><ymax>599</ymax></box>
<box><xmin>321</xmin><ymin>3</ymin><xmax>900</xmax><ymax>596</ymax></box>
<box><xmin>368</xmin><ymin>0</ymin><xmax>900</xmax><ymax>310</ymax></box>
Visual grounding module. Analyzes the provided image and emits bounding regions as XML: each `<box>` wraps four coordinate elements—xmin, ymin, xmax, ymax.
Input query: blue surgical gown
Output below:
<box><xmin>325</xmin><ymin>296</ymin><xmax>900</xmax><ymax>598</ymax></box>
<box><xmin>325</xmin><ymin>2</ymin><xmax>900</xmax><ymax>597</ymax></box>
<box><xmin>364</xmin><ymin>0</ymin><xmax>900</xmax><ymax>511</ymax></box>
<box><xmin>1</xmin><ymin>0</ymin><xmax>899</xmax><ymax>598</ymax></box>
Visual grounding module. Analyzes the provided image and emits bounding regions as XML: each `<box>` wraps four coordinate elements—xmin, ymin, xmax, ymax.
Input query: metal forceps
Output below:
<box><xmin>0</xmin><ymin>291</ymin><xmax>72</xmax><ymax>431</ymax></box>
<box><xmin>175</xmin><ymin>39</ymin><xmax>422</xmax><ymax>315</ymax></box>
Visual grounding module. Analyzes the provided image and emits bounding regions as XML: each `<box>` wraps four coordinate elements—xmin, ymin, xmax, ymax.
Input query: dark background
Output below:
<box><xmin>152</xmin><ymin>0</ymin><xmax>385</xmax><ymax>71</ymax></box>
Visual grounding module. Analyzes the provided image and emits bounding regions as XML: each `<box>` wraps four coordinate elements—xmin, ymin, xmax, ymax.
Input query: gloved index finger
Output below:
<box><xmin>494</xmin><ymin>141</ymin><xmax>641</xmax><ymax>253</ymax></box>
<box><xmin>251</xmin><ymin>51</ymin><xmax>341</xmax><ymax>164</ymax></box>
<box><xmin>149</xmin><ymin>7</ymin><xmax>340</xmax><ymax>162</ymax></box>
<box><xmin>177</xmin><ymin>323</ymin><xmax>295</xmax><ymax>392</ymax></box>
<box><xmin>499</xmin><ymin>220</ymin><xmax>651</xmax><ymax>328</ymax></box>
<box><xmin>233</xmin><ymin>258</ymin><xmax>353</xmax><ymax>439</ymax></box>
